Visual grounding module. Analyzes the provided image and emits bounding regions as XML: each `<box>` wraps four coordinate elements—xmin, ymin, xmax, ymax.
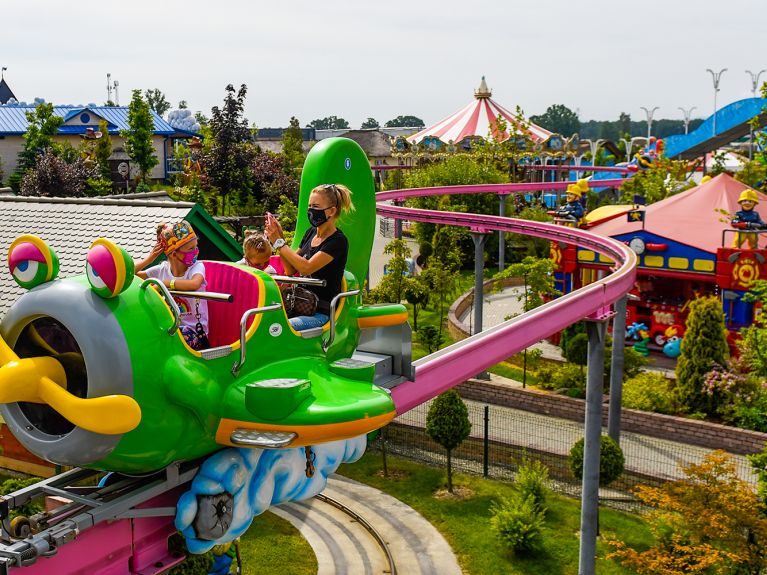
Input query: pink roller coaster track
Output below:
<box><xmin>376</xmin><ymin>181</ymin><xmax>636</xmax><ymax>414</ymax></box>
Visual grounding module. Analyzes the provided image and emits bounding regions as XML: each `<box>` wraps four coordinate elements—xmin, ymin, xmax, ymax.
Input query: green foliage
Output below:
<box><xmin>384</xmin><ymin>115</ymin><xmax>424</xmax><ymax>128</ymax></box>
<box><xmin>144</xmin><ymin>88</ymin><xmax>171</xmax><ymax>117</ymax></box>
<box><xmin>426</xmin><ymin>390</ymin><xmax>471</xmax><ymax>493</ymax></box>
<box><xmin>361</xmin><ymin>117</ymin><xmax>380</xmax><ymax>129</ymax></box>
<box><xmin>604</xmin><ymin>341</ymin><xmax>649</xmax><ymax>383</ymax></box>
<box><xmin>621</xmin><ymin>372</ymin><xmax>678</xmax><ymax>414</ymax></box>
<box><xmin>536</xmin><ymin>363</ymin><xmax>585</xmax><ymax>395</ymax></box>
<box><xmin>735</xmin><ymin>159</ymin><xmax>767</xmax><ymax>192</ymax></box>
<box><xmin>122</xmin><ymin>89</ymin><xmax>159</xmax><ymax>182</ymax></box>
<box><xmin>563</xmin><ymin>332</ymin><xmax>588</xmax><ymax>366</ymax></box>
<box><xmin>675</xmin><ymin>296</ymin><xmax>729</xmax><ymax>414</ymax></box>
<box><xmin>416</xmin><ymin>324</ymin><xmax>445</xmax><ymax>354</ymax></box>
<box><xmin>739</xmin><ymin>279</ymin><xmax>767</xmax><ymax>377</ymax></box>
<box><xmin>204</xmin><ymin>84</ymin><xmax>255</xmax><ymax>214</ymax></box>
<box><xmin>618</xmin><ymin>158</ymin><xmax>694</xmax><ymax>205</ymax></box>
<box><xmin>490</xmin><ymin>493</ymin><xmax>546</xmax><ymax>555</ymax></box>
<box><xmin>403</xmin><ymin>275</ymin><xmax>429</xmax><ymax>330</ymax></box>
<box><xmin>0</xmin><ymin>477</ymin><xmax>44</xmax><ymax>518</ymax></box>
<box><xmin>15</xmin><ymin>102</ymin><xmax>64</xmax><ymax>186</ymax></box>
<box><xmin>569</xmin><ymin>435</ymin><xmax>625</xmax><ymax>487</ymax></box>
<box><xmin>515</xmin><ymin>457</ymin><xmax>549</xmax><ymax>513</ymax></box>
<box><xmin>493</xmin><ymin>256</ymin><xmax>559</xmax><ymax>311</ymax></box>
<box><xmin>94</xmin><ymin>119</ymin><xmax>113</xmax><ymax>181</ymax></box>
<box><xmin>749</xmin><ymin>445</ymin><xmax>767</xmax><ymax>501</ymax></box>
<box><xmin>84</xmin><ymin>177</ymin><xmax>112</xmax><ymax>196</ymax></box>
<box><xmin>419</xmin><ymin>259</ymin><xmax>460</xmax><ymax>337</ymax></box>
<box><xmin>508</xmin><ymin>206</ymin><xmax>554</xmax><ymax>259</ymax></box>
<box><xmin>529</xmin><ymin>104</ymin><xmax>580</xmax><ymax>137</ymax></box>
<box><xmin>404</xmin><ymin>154</ymin><xmax>506</xmax><ymax>258</ymax></box>
<box><xmin>308</xmin><ymin>116</ymin><xmax>349</xmax><ymax>129</ymax></box>
<box><xmin>281</xmin><ymin>116</ymin><xmax>305</xmax><ymax>175</ymax></box>
<box><xmin>369</xmin><ymin>239</ymin><xmax>412</xmax><ymax>304</ymax></box>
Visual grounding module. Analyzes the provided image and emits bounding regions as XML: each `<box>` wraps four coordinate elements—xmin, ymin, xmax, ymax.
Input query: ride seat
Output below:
<box><xmin>204</xmin><ymin>261</ymin><xmax>263</xmax><ymax>347</ymax></box>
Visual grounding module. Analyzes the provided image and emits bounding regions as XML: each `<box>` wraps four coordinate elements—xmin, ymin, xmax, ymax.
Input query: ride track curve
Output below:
<box><xmin>375</xmin><ymin>180</ymin><xmax>637</xmax><ymax>415</ymax></box>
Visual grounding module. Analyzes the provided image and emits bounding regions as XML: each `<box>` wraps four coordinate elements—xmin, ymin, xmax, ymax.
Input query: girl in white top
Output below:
<box><xmin>135</xmin><ymin>221</ymin><xmax>209</xmax><ymax>350</ymax></box>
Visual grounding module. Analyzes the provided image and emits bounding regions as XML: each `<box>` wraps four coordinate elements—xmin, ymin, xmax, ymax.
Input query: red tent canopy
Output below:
<box><xmin>407</xmin><ymin>77</ymin><xmax>552</xmax><ymax>145</ymax></box>
<box><xmin>589</xmin><ymin>173</ymin><xmax>767</xmax><ymax>253</ymax></box>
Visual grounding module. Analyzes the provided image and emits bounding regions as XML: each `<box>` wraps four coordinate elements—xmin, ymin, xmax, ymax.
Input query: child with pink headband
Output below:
<box><xmin>135</xmin><ymin>221</ymin><xmax>209</xmax><ymax>350</ymax></box>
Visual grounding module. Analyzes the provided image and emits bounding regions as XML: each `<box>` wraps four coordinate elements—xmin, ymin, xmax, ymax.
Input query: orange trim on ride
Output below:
<box><xmin>215</xmin><ymin>410</ymin><xmax>395</xmax><ymax>448</ymax></box>
<box><xmin>356</xmin><ymin>312</ymin><xmax>408</xmax><ymax>329</ymax></box>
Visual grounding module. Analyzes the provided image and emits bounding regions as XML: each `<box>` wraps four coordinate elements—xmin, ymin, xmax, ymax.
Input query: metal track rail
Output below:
<box><xmin>315</xmin><ymin>493</ymin><xmax>397</xmax><ymax>575</ymax></box>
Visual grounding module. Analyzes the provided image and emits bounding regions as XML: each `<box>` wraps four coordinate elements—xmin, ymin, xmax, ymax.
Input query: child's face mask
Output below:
<box><xmin>180</xmin><ymin>247</ymin><xmax>199</xmax><ymax>266</ymax></box>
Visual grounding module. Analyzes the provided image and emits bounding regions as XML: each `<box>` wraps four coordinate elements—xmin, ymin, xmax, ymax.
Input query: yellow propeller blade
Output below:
<box><xmin>0</xmin><ymin>336</ymin><xmax>141</xmax><ymax>435</ymax></box>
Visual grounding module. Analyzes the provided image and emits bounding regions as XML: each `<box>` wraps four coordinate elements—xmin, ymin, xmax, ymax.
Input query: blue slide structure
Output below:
<box><xmin>663</xmin><ymin>97</ymin><xmax>767</xmax><ymax>160</ymax></box>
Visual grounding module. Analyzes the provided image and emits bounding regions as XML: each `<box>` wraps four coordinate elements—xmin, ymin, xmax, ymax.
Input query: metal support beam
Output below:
<box><xmin>394</xmin><ymin>199</ymin><xmax>403</xmax><ymax>240</ymax></box>
<box><xmin>579</xmin><ymin>319</ymin><xmax>608</xmax><ymax>575</ymax></box>
<box><xmin>471</xmin><ymin>231</ymin><xmax>490</xmax><ymax>380</ymax></box>
<box><xmin>607</xmin><ymin>296</ymin><xmax>627</xmax><ymax>443</ymax></box>
<box><xmin>498</xmin><ymin>194</ymin><xmax>507</xmax><ymax>272</ymax></box>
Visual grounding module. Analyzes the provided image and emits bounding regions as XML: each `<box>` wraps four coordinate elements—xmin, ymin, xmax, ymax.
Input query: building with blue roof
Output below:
<box><xmin>0</xmin><ymin>104</ymin><xmax>198</xmax><ymax>184</ymax></box>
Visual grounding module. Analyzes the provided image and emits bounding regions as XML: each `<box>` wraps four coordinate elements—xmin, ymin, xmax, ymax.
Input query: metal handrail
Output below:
<box><xmin>322</xmin><ymin>290</ymin><xmax>360</xmax><ymax>352</ymax></box>
<box><xmin>271</xmin><ymin>275</ymin><xmax>326</xmax><ymax>287</ymax></box>
<box><xmin>140</xmin><ymin>278</ymin><xmax>181</xmax><ymax>335</ymax></box>
<box><xmin>231</xmin><ymin>303</ymin><xmax>283</xmax><ymax>376</ymax></box>
<box><xmin>168</xmin><ymin>290</ymin><xmax>234</xmax><ymax>302</ymax></box>
<box><xmin>721</xmin><ymin>227</ymin><xmax>767</xmax><ymax>248</ymax></box>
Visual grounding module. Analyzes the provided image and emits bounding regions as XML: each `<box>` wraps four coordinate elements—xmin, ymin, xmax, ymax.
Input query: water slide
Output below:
<box><xmin>376</xmin><ymin>181</ymin><xmax>636</xmax><ymax>414</ymax></box>
<box><xmin>663</xmin><ymin>97</ymin><xmax>767</xmax><ymax>160</ymax></box>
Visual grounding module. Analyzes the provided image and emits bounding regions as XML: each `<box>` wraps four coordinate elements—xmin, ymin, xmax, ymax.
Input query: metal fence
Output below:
<box><xmin>371</xmin><ymin>398</ymin><xmax>759</xmax><ymax>511</ymax></box>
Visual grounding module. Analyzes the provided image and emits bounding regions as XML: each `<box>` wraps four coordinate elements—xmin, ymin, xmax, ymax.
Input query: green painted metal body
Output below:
<box><xmin>3</xmin><ymin>139</ymin><xmax>405</xmax><ymax>475</ymax></box>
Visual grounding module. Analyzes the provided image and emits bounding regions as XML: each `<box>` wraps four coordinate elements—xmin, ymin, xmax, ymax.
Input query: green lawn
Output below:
<box><xmin>339</xmin><ymin>453</ymin><xmax>653</xmax><ymax>575</ymax></box>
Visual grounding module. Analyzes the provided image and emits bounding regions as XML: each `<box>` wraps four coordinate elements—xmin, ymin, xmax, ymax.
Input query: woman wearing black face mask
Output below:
<box><xmin>265</xmin><ymin>183</ymin><xmax>354</xmax><ymax>331</ymax></box>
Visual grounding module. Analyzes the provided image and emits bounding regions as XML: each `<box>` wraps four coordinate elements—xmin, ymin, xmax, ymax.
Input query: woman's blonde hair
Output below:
<box><xmin>243</xmin><ymin>230</ymin><xmax>271</xmax><ymax>257</ymax></box>
<box><xmin>313</xmin><ymin>183</ymin><xmax>355</xmax><ymax>216</ymax></box>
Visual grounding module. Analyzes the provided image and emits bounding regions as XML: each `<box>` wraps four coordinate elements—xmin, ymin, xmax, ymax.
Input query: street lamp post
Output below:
<box><xmin>706</xmin><ymin>68</ymin><xmax>727</xmax><ymax>136</ymax></box>
<box><xmin>640</xmin><ymin>106</ymin><xmax>659</xmax><ymax>140</ymax></box>
<box><xmin>677</xmin><ymin>107</ymin><xmax>696</xmax><ymax>135</ymax></box>
<box><xmin>746</xmin><ymin>69</ymin><xmax>766</xmax><ymax>160</ymax></box>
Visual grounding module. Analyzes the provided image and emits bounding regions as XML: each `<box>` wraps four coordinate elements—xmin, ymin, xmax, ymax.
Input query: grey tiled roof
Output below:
<box><xmin>0</xmin><ymin>195</ymin><xmax>196</xmax><ymax>318</ymax></box>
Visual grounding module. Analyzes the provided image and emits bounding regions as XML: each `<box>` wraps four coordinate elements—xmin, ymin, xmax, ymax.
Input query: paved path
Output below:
<box><xmin>273</xmin><ymin>475</ymin><xmax>462</xmax><ymax>575</ymax></box>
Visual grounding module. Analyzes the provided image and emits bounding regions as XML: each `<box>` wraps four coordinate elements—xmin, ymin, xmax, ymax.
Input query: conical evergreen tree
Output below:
<box><xmin>676</xmin><ymin>296</ymin><xmax>728</xmax><ymax>414</ymax></box>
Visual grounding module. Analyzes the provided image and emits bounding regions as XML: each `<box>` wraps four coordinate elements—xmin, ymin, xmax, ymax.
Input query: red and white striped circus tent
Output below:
<box><xmin>407</xmin><ymin>77</ymin><xmax>552</xmax><ymax>145</ymax></box>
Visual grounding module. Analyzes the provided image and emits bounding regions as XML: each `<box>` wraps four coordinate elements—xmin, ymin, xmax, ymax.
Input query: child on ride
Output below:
<box><xmin>236</xmin><ymin>230</ymin><xmax>277</xmax><ymax>274</ymax></box>
<box><xmin>135</xmin><ymin>221</ymin><xmax>210</xmax><ymax>350</ymax></box>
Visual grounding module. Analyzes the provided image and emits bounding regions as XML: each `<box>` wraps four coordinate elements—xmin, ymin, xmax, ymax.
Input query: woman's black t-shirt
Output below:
<box><xmin>297</xmin><ymin>227</ymin><xmax>348</xmax><ymax>314</ymax></box>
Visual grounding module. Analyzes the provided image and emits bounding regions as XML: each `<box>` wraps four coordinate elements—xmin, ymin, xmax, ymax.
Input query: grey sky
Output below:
<box><xmin>4</xmin><ymin>0</ymin><xmax>765</xmax><ymax>129</ymax></box>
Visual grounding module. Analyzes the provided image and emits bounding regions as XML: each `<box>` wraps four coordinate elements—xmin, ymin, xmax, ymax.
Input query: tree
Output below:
<box><xmin>404</xmin><ymin>276</ymin><xmax>429</xmax><ymax>331</ymax></box>
<box><xmin>178</xmin><ymin>100</ymin><xmax>188</xmax><ymax>109</ymax></box>
<box><xmin>19</xmin><ymin>147</ymin><xmax>97</xmax><ymax>197</ymax></box>
<box><xmin>425</xmin><ymin>390</ymin><xmax>471</xmax><ymax>493</ymax></box>
<box><xmin>250</xmin><ymin>152</ymin><xmax>299</xmax><ymax>213</ymax></box>
<box><xmin>416</xmin><ymin>324</ymin><xmax>444</xmax><ymax>354</ymax></box>
<box><xmin>494</xmin><ymin>256</ymin><xmax>558</xmax><ymax>311</ymax></box>
<box><xmin>122</xmin><ymin>90</ymin><xmax>159</xmax><ymax>182</ymax></box>
<box><xmin>308</xmin><ymin>116</ymin><xmax>349</xmax><ymax>130</ymax></box>
<box><xmin>361</xmin><ymin>117</ymin><xmax>380</xmax><ymax>129</ymax></box>
<box><xmin>739</xmin><ymin>279</ymin><xmax>767</xmax><ymax>377</ymax></box>
<box><xmin>384</xmin><ymin>115</ymin><xmax>425</xmax><ymax>128</ymax></box>
<box><xmin>676</xmin><ymin>296</ymin><xmax>729</xmax><ymax>414</ymax></box>
<box><xmin>13</xmin><ymin>102</ymin><xmax>64</xmax><ymax>187</ymax></box>
<box><xmin>370</xmin><ymin>239</ymin><xmax>412</xmax><ymax>304</ymax></box>
<box><xmin>281</xmin><ymin>116</ymin><xmax>305</xmax><ymax>175</ymax></box>
<box><xmin>93</xmin><ymin>119</ymin><xmax>113</xmax><ymax>181</ymax></box>
<box><xmin>420</xmin><ymin>258</ymin><xmax>460</xmax><ymax>338</ymax></box>
<box><xmin>144</xmin><ymin>89</ymin><xmax>171</xmax><ymax>117</ymax></box>
<box><xmin>609</xmin><ymin>451</ymin><xmax>767</xmax><ymax>575</ymax></box>
<box><xmin>568</xmin><ymin>435</ymin><xmax>624</xmax><ymax>487</ymax></box>
<box><xmin>529</xmin><ymin>104</ymin><xmax>580</xmax><ymax>137</ymax></box>
<box><xmin>204</xmin><ymin>84</ymin><xmax>254</xmax><ymax>214</ymax></box>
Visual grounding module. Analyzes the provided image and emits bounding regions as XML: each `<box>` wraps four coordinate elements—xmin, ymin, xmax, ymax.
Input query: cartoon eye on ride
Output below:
<box><xmin>7</xmin><ymin>235</ymin><xmax>60</xmax><ymax>289</ymax></box>
<box><xmin>86</xmin><ymin>238</ymin><xmax>135</xmax><ymax>298</ymax></box>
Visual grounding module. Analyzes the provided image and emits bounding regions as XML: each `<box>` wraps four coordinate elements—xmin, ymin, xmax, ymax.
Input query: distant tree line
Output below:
<box><xmin>531</xmin><ymin>104</ymin><xmax>705</xmax><ymax>140</ymax></box>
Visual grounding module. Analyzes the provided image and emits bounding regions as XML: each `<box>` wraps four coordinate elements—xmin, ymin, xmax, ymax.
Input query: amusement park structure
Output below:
<box><xmin>0</xmin><ymin>138</ymin><xmax>636</xmax><ymax>574</ymax></box>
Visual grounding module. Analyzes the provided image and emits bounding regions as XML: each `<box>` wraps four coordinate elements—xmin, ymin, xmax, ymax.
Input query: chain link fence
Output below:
<box><xmin>370</xmin><ymin>398</ymin><xmax>759</xmax><ymax>511</ymax></box>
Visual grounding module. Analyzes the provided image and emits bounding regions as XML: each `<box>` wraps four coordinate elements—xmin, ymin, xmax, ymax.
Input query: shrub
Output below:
<box><xmin>20</xmin><ymin>147</ymin><xmax>98</xmax><ymax>197</ymax></box>
<box><xmin>425</xmin><ymin>390</ymin><xmax>471</xmax><ymax>493</ymax></box>
<box><xmin>622</xmin><ymin>372</ymin><xmax>678</xmax><ymax>414</ymax></box>
<box><xmin>569</xmin><ymin>435</ymin><xmax>624</xmax><ymax>486</ymax></box>
<box><xmin>515</xmin><ymin>457</ymin><xmax>549</xmax><ymax>513</ymax></box>
<box><xmin>490</xmin><ymin>493</ymin><xmax>545</xmax><ymax>555</ymax></box>
<box><xmin>548</xmin><ymin>363</ymin><xmax>586</xmax><ymax>395</ymax></box>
